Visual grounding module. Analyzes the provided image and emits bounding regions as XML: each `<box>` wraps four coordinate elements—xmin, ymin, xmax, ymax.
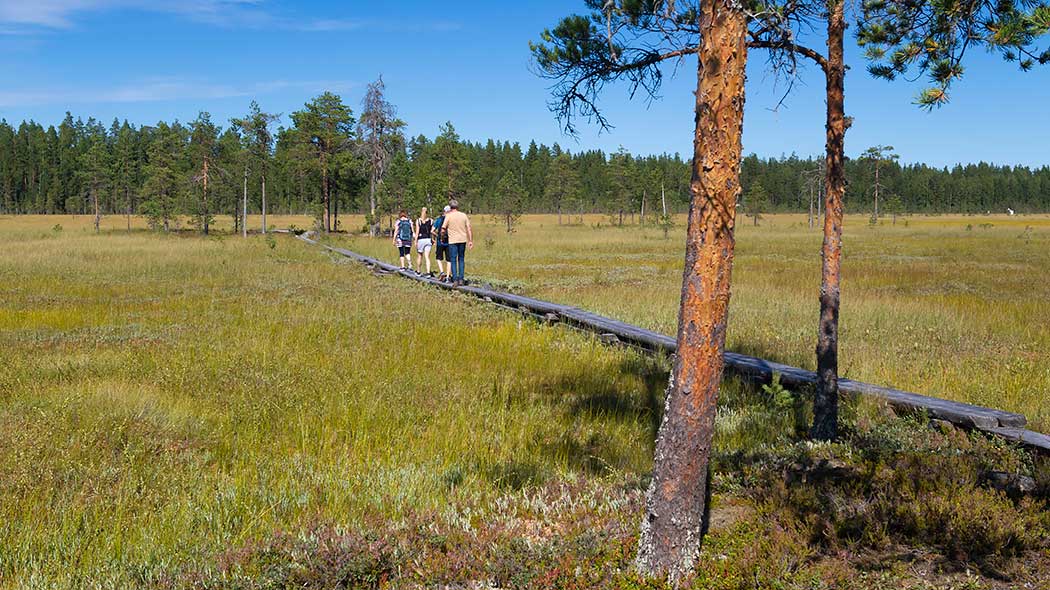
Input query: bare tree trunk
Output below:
<box><xmin>261</xmin><ymin>172</ymin><xmax>267</xmax><ymax>234</ymax></box>
<box><xmin>202</xmin><ymin>158</ymin><xmax>210</xmax><ymax>236</ymax></box>
<box><xmin>92</xmin><ymin>186</ymin><xmax>100</xmax><ymax>233</ymax></box>
<box><xmin>242</xmin><ymin>164</ymin><xmax>248</xmax><ymax>238</ymax></box>
<box><xmin>662</xmin><ymin>182</ymin><xmax>667</xmax><ymax>216</ymax></box>
<box><xmin>636</xmin><ymin>0</ymin><xmax>748</xmax><ymax>581</ymax></box>
<box><xmin>873</xmin><ymin>162</ymin><xmax>880</xmax><ymax>221</ymax></box>
<box><xmin>641</xmin><ymin>189</ymin><xmax>647</xmax><ymax>226</ymax></box>
<box><xmin>813</xmin><ymin>0</ymin><xmax>847</xmax><ymax>442</ymax></box>
<box><xmin>369</xmin><ymin>174</ymin><xmax>378</xmax><ymax>237</ymax></box>
<box><xmin>125</xmin><ymin>185</ymin><xmax>131</xmax><ymax>232</ymax></box>
<box><xmin>321</xmin><ymin>159</ymin><xmax>331</xmax><ymax>233</ymax></box>
<box><xmin>808</xmin><ymin>182</ymin><xmax>815</xmax><ymax>230</ymax></box>
<box><xmin>558</xmin><ymin>203</ymin><xmax>562</xmax><ymax>225</ymax></box>
<box><xmin>818</xmin><ymin>181</ymin><xmax>823</xmax><ymax>220</ymax></box>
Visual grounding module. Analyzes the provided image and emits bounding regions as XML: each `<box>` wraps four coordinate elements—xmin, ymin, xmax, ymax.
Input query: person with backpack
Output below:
<box><xmin>432</xmin><ymin>205</ymin><xmax>451</xmax><ymax>280</ymax></box>
<box><xmin>414</xmin><ymin>207</ymin><xmax>434</xmax><ymax>276</ymax></box>
<box><xmin>393</xmin><ymin>210</ymin><xmax>414</xmax><ymax>271</ymax></box>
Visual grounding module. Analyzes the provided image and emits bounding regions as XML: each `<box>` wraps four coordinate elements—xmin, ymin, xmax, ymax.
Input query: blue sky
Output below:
<box><xmin>0</xmin><ymin>0</ymin><xmax>1046</xmax><ymax>167</ymax></box>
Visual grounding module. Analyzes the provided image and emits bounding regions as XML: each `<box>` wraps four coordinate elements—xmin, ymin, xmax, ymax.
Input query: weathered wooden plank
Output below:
<box><xmin>983</xmin><ymin>427</ymin><xmax>1050</xmax><ymax>453</ymax></box>
<box><xmin>297</xmin><ymin>236</ymin><xmax>1036</xmax><ymax>442</ymax></box>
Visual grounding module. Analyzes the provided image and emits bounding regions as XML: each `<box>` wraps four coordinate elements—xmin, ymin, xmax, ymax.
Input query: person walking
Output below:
<box><xmin>393</xmin><ymin>210</ymin><xmax>414</xmax><ymax>271</ymax></box>
<box><xmin>443</xmin><ymin>199</ymin><xmax>472</xmax><ymax>286</ymax></box>
<box><xmin>432</xmin><ymin>205</ymin><xmax>451</xmax><ymax>280</ymax></box>
<box><xmin>414</xmin><ymin>207</ymin><xmax>434</xmax><ymax>276</ymax></box>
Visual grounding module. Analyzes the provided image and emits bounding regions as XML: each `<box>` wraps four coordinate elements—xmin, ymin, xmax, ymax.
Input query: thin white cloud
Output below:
<box><xmin>0</xmin><ymin>77</ymin><xmax>356</xmax><ymax>107</ymax></box>
<box><xmin>0</xmin><ymin>1</ymin><xmax>460</xmax><ymax>33</ymax></box>
<box><xmin>294</xmin><ymin>18</ymin><xmax>462</xmax><ymax>33</ymax></box>
<box><xmin>0</xmin><ymin>0</ymin><xmax>263</xmax><ymax>29</ymax></box>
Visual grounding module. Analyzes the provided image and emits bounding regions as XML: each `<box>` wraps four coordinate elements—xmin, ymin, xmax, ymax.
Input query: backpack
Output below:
<box><xmin>397</xmin><ymin>218</ymin><xmax>413</xmax><ymax>243</ymax></box>
<box><xmin>435</xmin><ymin>216</ymin><xmax>449</xmax><ymax>243</ymax></box>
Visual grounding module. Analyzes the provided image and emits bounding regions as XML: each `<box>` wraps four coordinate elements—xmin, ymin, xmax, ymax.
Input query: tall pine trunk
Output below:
<box><xmin>813</xmin><ymin>0</ymin><xmax>847</xmax><ymax>441</ymax></box>
<box><xmin>636</xmin><ymin>0</ymin><xmax>747</xmax><ymax>581</ymax></box>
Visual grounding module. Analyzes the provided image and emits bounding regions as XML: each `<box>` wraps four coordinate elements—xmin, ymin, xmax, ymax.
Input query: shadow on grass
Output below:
<box><xmin>561</xmin><ymin>354</ymin><xmax>667</xmax><ymax>443</ymax></box>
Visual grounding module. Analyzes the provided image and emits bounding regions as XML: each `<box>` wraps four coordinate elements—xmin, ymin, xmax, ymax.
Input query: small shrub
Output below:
<box><xmin>761</xmin><ymin>373</ymin><xmax>794</xmax><ymax>411</ymax></box>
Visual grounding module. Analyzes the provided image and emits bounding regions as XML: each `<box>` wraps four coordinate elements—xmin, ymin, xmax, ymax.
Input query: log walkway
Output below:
<box><xmin>292</xmin><ymin>232</ymin><xmax>1049</xmax><ymax>453</ymax></box>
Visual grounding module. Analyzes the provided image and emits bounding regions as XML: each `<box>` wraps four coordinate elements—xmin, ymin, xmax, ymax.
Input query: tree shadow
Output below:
<box><xmin>522</xmin><ymin>353</ymin><xmax>670</xmax><ymax>478</ymax></box>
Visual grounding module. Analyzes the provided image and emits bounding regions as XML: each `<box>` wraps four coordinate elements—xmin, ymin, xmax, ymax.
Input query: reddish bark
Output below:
<box><xmin>813</xmin><ymin>0</ymin><xmax>847</xmax><ymax>441</ymax></box>
<box><xmin>636</xmin><ymin>0</ymin><xmax>748</xmax><ymax>581</ymax></box>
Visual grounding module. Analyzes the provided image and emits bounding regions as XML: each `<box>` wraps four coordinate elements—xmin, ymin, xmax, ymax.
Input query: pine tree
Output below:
<box><xmin>232</xmin><ymin>102</ymin><xmax>280</xmax><ymax>234</ymax></box>
<box><xmin>544</xmin><ymin>152</ymin><xmax>579</xmax><ymax>225</ymax></box>
<box><xmin>289</xmin><ymin>93</ymin><xmax>355</xmax><ymax>232</ymax></box>
<box><xmin>861</xmin><ymin>145</ymin><xmax>899</xmax><ymax>222</ymax></box>
<box><xmin>858</xmin><ymin>0</ymin><xmax>1050</xmax><ymax>108</ymax></box>
<box><xmin>608</xmin><ymin>147</ymin><xmax>636</xmax><ymax>226</ymax></box>
<box><xmin>142</xmin><ymin>123</ymin><xmax>184</xmax><ymax>232</ymax></box>
<box><xmin>493</xmin><ymin>172</ymin><xmax>525</xmax><ymax>233</ymax></box>
<box><xmin>744</xmin><ymin>181</ymin><xmax>770</xmax><ymax>226</ymax></box>
<box><xmin>189</xmin><ymin>112</ymin><xmax>220</xmax><ymax>235</ymax></box>
<box><xmin>111</xmin><ymin>121</ymin><xmax>140</xmax><ymax>231</ymax></box>
<box><xmin>216</xmin><ymin>128</ymin><xmax>244</xmax><ymax>232</ymax></box>
<box><xmin>433</xmin><ymin>122</ymin><xmax>467</xmax><ymax>205</ymax></box>
<box><xmin>534</xmin><ymin>2</ymin><xmax>756</xmax><ymax>579</ymax></box>
<box><xmin>78</xmin><ymin>137</ymin><xmax>110</xmax><ymax>232</ymax></box>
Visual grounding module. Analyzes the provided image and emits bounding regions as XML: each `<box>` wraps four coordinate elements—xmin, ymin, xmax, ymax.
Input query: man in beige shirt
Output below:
<box><xmin>443</xmin><ymin>199</ymin><xmax>472</xmax><ymax>286</ymax></box>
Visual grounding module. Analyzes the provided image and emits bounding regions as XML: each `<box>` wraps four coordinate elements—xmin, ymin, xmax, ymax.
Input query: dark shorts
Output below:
<box><xmin>435</xmin><ymin>244</ymin><xmax>449</xmax><ymax>261</ymax></box>
<box><xmin>398</xmin><ymin>245</ymin><xmax>411</xmax><ymax>257</ymax></box>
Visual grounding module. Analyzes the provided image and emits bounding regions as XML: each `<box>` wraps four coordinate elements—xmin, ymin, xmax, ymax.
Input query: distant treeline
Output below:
<box><xmin>0</xmin><ymin>106</ymin><xmax>1047</xmax><ymax>224</ymax></box>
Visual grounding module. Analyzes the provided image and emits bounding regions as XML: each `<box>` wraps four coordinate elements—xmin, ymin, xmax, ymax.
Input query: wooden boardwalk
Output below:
<box><xmin>295</xmin><ymin>233</ymin><xmax>1049</xmax><ymax>453</ymax></box>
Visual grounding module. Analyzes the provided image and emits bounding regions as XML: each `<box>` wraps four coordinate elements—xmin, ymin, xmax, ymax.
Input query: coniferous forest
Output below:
<box><xmin>2</xmin><ymin>91</ymin><xmax>1048</xmax><ymax>229</ymax></box>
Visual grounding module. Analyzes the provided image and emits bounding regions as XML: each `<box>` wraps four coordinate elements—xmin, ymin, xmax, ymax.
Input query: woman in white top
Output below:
<box><xmin>414</xmin><ymin>207</ymin><xmax>434</xmax><ymax>276</ymax></box>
